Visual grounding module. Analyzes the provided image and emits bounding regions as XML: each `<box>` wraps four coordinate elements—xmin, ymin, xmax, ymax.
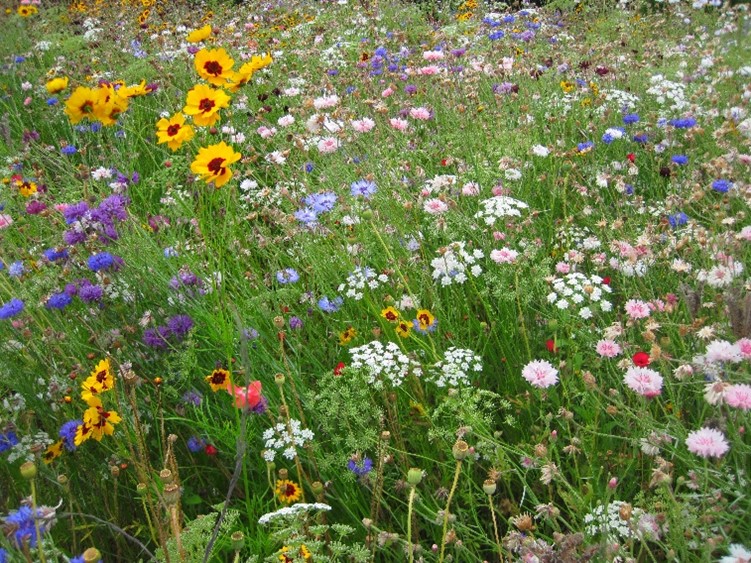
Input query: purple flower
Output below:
<box><xmin>318</xmin><ymin>296</ymin><xmax>343</xmax><ymax>314</ymax></box>
<box><xmin>0</xmin><ymin>431</ymin><xmax>19</xmax><ymax>452</ymax></box>
<box><xmin>350</xmin><ymin>179</ymin><xmax>377</xmax><ymax>199</ymax></box>
<box><xmin>187</xmin><ymin>436</ymin><xmax>205</xmax><ymax>453</ymax></box>
<box><xmin>46</xmin><ymin>292</ymin><xmax>72</xmax><ymax>310</ymax></box>
<box><xmin>294</xmin><ymin>207</ymin><xmax>318</xmax><ymax>226</ymax></box>
<box><xmin>0</xmin><ymin>299</ymin><xmax>24</xmax><ymax>320</ymax></box>
<box><xmin>25</xmin><ymin>201</ymin><xmax>46</xmax><ymax>215</ymax></box>
<box><xmin>289</xmin><ymin>316</ymin><xmax>303</xmax><ymax>330</ymax></box>
<box><xmin>276</xmin><ymin>268</ymin><xmax>300</xmax><ymax>284</ymax></box>
<box><xmin>347</xmin><ymin>456</ymin><xmax>373</xmax><ymax>476</ymax></box>
<box><xmin>78</xmin><ymin>284</ymin><xmax>104</xmax><ymax>303</ymax></box>
<box><xmin>63</xmin><ymin>230</ymin><xmax>86</xmax><ymax>245</ymax></box>
<box><xmin>143</xmin><ymin>326</ymin><xmax>171</xmax><ymax>349</ymax></box>
<box><xmin>182</xmin><ymin>390</ymin><xmax>202</xmax><ymax>406</ymax></box>
<box><xmin>62</xmin><ymin>202</ymin><xmax>89</xmax><ymax>224</ymax></box>
<box><xmin>712</xmin><ymin>179</ymin><xmax>732</xmax><ymax>193</ymax></box>
<box><xmin>167</xmin><ymin>314</ymin><xmax>194</xmax><ymax>339</ymax></box>
<box><xmin>87</xmin><ymin>252</ymin><xmax>115</xmax><ymax>272</ymax></box>
<box><xmin>59</xmin><ymin>420</ymin><xmax>82</xmax><ymax>451</ymax></box>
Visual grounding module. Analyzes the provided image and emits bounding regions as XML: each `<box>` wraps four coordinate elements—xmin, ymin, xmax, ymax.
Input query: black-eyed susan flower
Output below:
<box><xmin>186</xmin><ymin>24</ymin><xmax>212</xmax><ymax>43</ymax></box>
<box><xmin>205</xmin><ymin>368</ymin><xmax>231</xmax><ymax>391</ymax></box>
<box><xmin>77</xmin><ymin>396</ymin><xmax>122</xmax><ymax>444</ymax></box>
<box><xmin>156</xmin><ymin>113</ymin><xmax>195</xmax><ymax>151</ymax></box>
<box><xmin>395</xmin><ymin>320</ymin><xmax>412</xmax><ymax>338</ymax></box>
<box><xmin>275</xmin><ymin>479</ymin><xmax>303</xmax><ymax>504</ymax></box>
<box><xmin>17</xmin><ymin>180</ymin><xmax>37</xmax><ymax>197</ymax></box>
<box><xmin>17</xmin><ymin>5</ymin><xmax>38</xmax><ymax>16</ymax></box>
<box><xmin>194</xmin><ymin>48</ymin><xmax>234</xmax><ymax>87</ymax></box>
<box><xmin>560</xmin><ymin>81</ymin><xmax>575</xmax><ymax>94</ymax></box>
<box><xmin>45</xmin><ymin>77</ymin><xmax>69</xmax><ymax>94</ymax></box>
<box><xmin>190</xmin><ymin>142</ymin><xmax>241</xmax><ymax>188</ymax></box>
<box><xmin>64</xmin><ymin>86</ymin><xmax>99</xmax><ymax>124</ymax></box>
<box><xmin>414</xmin><ymin>309</ymin><xmax>437</xmax><ymax>334</ymax></box>
<box><xmin>43</xmin><ymin>440</ymin><xmax>64</xmax><ymax>464</ymax></box>
<box><xmin>339</xmin><ymin>326</ymin><xmax>357</xmax><ymax>346</ymax></box>
<box><xmin>381</xmin><ymin>306</ymin><xmax>399</xmax><ymax>322</ymax></box>
<box><xmin>183</xmin><ymin>84</ymin><xmax>230</xmax><ymax>127</ymax></box>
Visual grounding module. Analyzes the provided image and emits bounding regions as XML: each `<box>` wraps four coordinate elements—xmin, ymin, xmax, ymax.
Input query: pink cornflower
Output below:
<box><xmin>685</xmin><ymin>427</ymin><xmax>729</xmax><ymax>458</ymax></box>
<box><xmin>423</xmin><ymin>198</ymin><xmax>448</xmax><ymax>215</ymax></box>
<box><xmin>417</xmin><ymin>65</ymin><xmax>441</xmax><ymax>76</ymax></box>
<box><xmin>317</xmin><ymin>137</ymin><xmax>340</xmax><ymax>154</ymax></box>
<box><xmin>409</xmin><ymin>107</ymin><xmax>431</xmax><ymax>120</ymax></box>
<box><xmin>0</xmin><ymin>214</ymin><xmax>13</xmax><ymax>229</ymax></box>
<box><xmin>423</xmin><ymin>50</ymin><xmax>444</xmax><ymax>61</ymax></box>
<box><xmin>705</xmin><ymin>340</ymin><xmax>742</xmax><ymax>364</ymax></box>
<box><xmin>490</xmin><ymin>248</ymin><xmax>518</xmax><ymax>264</ymax></box>
<box><xmin>313</xmin><ymin>95</ymin><xmax>339</xmax><ymax>109</ymax></box>
<box><xmin>461</xmin><ymin>182</ymin><xmax>480</xmax><ymax>196</ymax></box>
<box><xmin>736</xmin><ymin>338</ymin><xmax>751</xmax><ymax>359</ymax></box>
<box><xmin>521</xmin><ymin>359</ymin><xmax>559</xmax><ymax>389</ymax></box>
<box><xmin>257</xmin><ymin>126</ymin><xmax>276</xmax><ymax>138</ymax></box>
<box><xmin>381</xmin><ymin>87</ymin><xmax>394</xmax><ymax>98</ymax></box>
<box><xmin>351</xmin><ymin>117</ymin><xmax>375</xmax><ymax>133</ymax></box>
<box><xmin>595</xmin><ymin>339</ymin><xmax>622</xmax><ymax>358</ymax></box>
<box><xmin>725</xmin><ymin>384</ymin><xmax>751</xmax><ymax>411</ymax></box>
<box><xmin>555</xmin><ymin>261</ymin><xmax>570</xmax><ymax>274</ymax></box>
<box><xmin>624</xmin><ymin>299</ymin><xmax>651</xmax><ymax>320</ymax></box>
<box><xmin>624</xmin><ymin>366</ymin><xmax>663</xmax><ymax>397</ymax></box>
<box><xmin>389</xmin><ymin>118</ymin><xmax>409</xmax><ymax>131</ymax></box>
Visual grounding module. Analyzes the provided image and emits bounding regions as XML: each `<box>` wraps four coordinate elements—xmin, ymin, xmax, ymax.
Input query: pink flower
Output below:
<box><xmin>351</xmin><ymin>117</ymin><xmax>375</xmax><ymax>133</ymax></box>
<box><xmin>461</xmin><ymin>182</ymin><xmax>480</xmax><ymax>196</ymax></box>
<box><xmin>521</xmin><ymin>359</ymin><xmax>559</xmax><ymax>388</ymax></box>
<box><xmin>409</xmin><ymin>107</ymin><xmax>431</xmax><ymax>120</ymax></box>
<box><xmin>685</xmin><ymin>427</ymin><xmax>729</xmax><ymax>458</ymax></box>
<box><xmin>736</xmin><ymin>338</ymin><xmax>751</xmax><ymax>359</ymax></box>
<box><xmin>381</xmin><ymin>87</ymin><xmax>394</xmax><ymax>98</ymax></box>
<box><xmin>0</xmin><ymin>214</ymin><xmax>13</xmax><ymax>229</ymax></box>
<box><xmin>595</xmin><ymin>339</ymin><xmax>622</xmax><ymax>358</ymax></box>
<box><xmin>624</xmin><ymin>366</ymin><xmax>663</xmax><ymax>397</ymax></box>
<box><xmin>624</xmin><ymin>299</ymin><xmax>651</xmax><ymax>320</ymax></box>
<box><xmin>257</xmin><ymin>126</ymin><xmax>276</xmax><ymax>138</ymax></box>
<box><xmin>317</xmin><ymin>137</ymin><xmax>340</xmax><ymax>154</ymax></box>
<box><xmin>229</xmin><ymin>380</ymin><xmax>263</xmax><ymax>410</ymax></box>
<box><xmin>726</xmin><ymin>384</ymin><xmax>751</xmax><ymax>411</ymax></box>
<box><xmin>555</xmin><ymin>261</ymin><xmax>570</xmax><ymax>274</ymax></box>
<box><xmin>423</xmin><ymin>198</ymin><xmax>448</xmax><ymax>215</ymax></box>
<box><xmin>313</xmin><ymin>95</ymin><xmax>339</xmax><ymax>109</ymax></box>
<box><xmin>277</xmin><ymin>115</ymin><xmax>295</xmax><ymax>127</ymax></box>
<box><xmin>490</xmin><ymin>248</ymin><xmax>519</xmax><ymax>264</ymax></box>
<box><xmin>705</xmin><ymin>340</ymin><xmax>742</xmax><ymax>364</ymax></box>
<box><xmin>417</xmin><ymin>65</ymin><xmax>441</xmax><ymax>76</ymax></box>
<box><xmin>423</xmin><ymin>50</ymin><xmax>444</xmax><ymax>61</ymax></box>
<box><xmin>389</xmin><ymin>118</ymin><xmax>409</xmax><ymax>131</ymax></box>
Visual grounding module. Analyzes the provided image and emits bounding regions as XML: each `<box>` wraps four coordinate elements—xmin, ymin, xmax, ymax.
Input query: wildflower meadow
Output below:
<box><xmin>1</xmin><ymin>0</ymin><xmax>751</xmax><ymax>560</ymax></box>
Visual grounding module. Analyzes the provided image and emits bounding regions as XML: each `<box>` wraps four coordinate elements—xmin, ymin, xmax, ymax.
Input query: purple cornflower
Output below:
<box><xmin>0</xmin><ymin>299</ymin><xmax>24</xmax><ymax>320</ymax></box>
<box><xmin>26</xmin><ymin>201</ymin><xmax>46</xmax><ymax>215</ymax></box>
<box><xmin>668</xmin><ymin>212</ymin><xmax>688</xmax><ymax>228</ymax></box>
<box><xmin>241</xmin><ymin>327</ymin><xmax>259</xmax><ymax>341</ymax></box>
<box><xmin>143</xmin><ymin>326</ymin><xmax>171</xmax><ymax>349</ymax></box>
<box><xmin>711</xmin><ymin>179</ymin><xmax>732</xmax><ymax>193</ymax></box>
<box><xmin>304</xmin><ymin>192</ymin><xmax>337</xmax><ymax>213</ymax></box>
<box><xmin>187</xmin><ymin>436</ymin><xmax>206</xmax><ymax>453</ymax></box>
<box><xmin>62</xmin><ymin>202</ymin><xmax>89</xmax><ymax>224</ymax></box>
<box><xmin>46</xmin><ymin>292</ymin><xmax>72</xmax><ymax>310</ymax></box>
<box><xmin>59</xmin><ymin>420</ymin><xmax>82</xmax><ymax>451</ymax></box>
<box><xmin>318</xmin><ymin>296</ymin><xmax>343</xmax><ymax>314</ymax></box>
<box><xmin>0</xmin><ymin>431</ymin><xmax>19</xmax><ymax>452</ymax></box>
<box><xmin>294</xmin><ymin>207</ymin><xmax>318</xmax><ymax>226</ymax></box>
<box><xmin>167</xmin><ymin>314</ymin><xmax>194</xmax><ymax>339</ymax></box>
<box><xmin>87</xmin><ymin>252</ymin><xmax>114</xmax><ymax>272</ymax></box>
<box><xmin>78</xmin><ymin>284</ymin><xmax>103</xmax><ymax>303</ymax></box>
<box><xmin>350</xmin><ymin>179</ymin><xmax>377</xmax><ymax>199</ymax></box>
<box><xmin>276</xmin><ymin>268</ymin><xmax>300</xmax><ymax>284</ymax></box>
<box><xmin>43</xmin><ymin>248</ymin><xmax>68</xmax><ymax>262</ymax></box>
<box><xmin>622</xmin><ymin>113</ymin><xmax>640</xmax><ymax>124</ymax></box>
<box><xmin>347</xmin><ymin>456</ymin><xmax>373</xmax><ymax>476</ymax></box>
<box><xmin>182</xmin><ymin>390</ymin><xmax>203</xmax><ymax>406</ymax></box>
<box><xmin>289</xmin><ymin>316</ymin><xmax>303</xmax><ymax>330</ymax></box>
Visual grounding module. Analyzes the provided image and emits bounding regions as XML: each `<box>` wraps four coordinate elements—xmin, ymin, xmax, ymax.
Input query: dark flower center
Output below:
<box><xmin>167</xmin><ymin>124</ymin><xmax>181</xmax><ymax>136</ymax></box>
<box><xmin>211</xmin><ymin>371</ymin><xmax>226</xmax><ymax>384</ymax></box>
<box><xmin>284</xmin><ymin>484</ymin><xmax>297</xmax><ymax>496</ymax></box>
<box><xmin>81</xmin><ymin>101</ymin><xmax>94</xmax><ymax>114</ymax></box>
<box><xmin>207</xmin><ymin>157</ymin><xmax>226</xmax><ymax>175</ymax></box>
<box><xmin>198</xmin><ymin>98</ymin><xmax>215</xmax><ymax>113</ymax></box>
<box><xmin>204</xmin><ymin>60</ymin><xmax>223</xmax><ymax>76</ymax></box>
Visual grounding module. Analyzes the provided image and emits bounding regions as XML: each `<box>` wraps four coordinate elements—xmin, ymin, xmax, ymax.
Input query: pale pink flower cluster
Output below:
<box><xmin>521</xmin><ymin>360</ymin><xmax>559</xmax><ymax>388</ymax></box>
<box><xmin>624</xmin><ymin>366</ymin><xmax>663</xmax><ymax>397</ymax></box>
<box><xmin>257</xmin><ymin>126</ymin><xmax>276</xmax><ymax>138</ymax></box>
<box><xmin>685</xmin><ymin>427</ymin><xmax>729</xmax><ymax>458</ymax></box>
<box><xmin>490</xmin><ymin>248</ymin><xmax>519</xmax><ymax>264</ymax></box>
<box><xmin>461</xmin><ymin>182</ymin><xmax>480</xmax><ymax>196</ymax></box>
<box><xmin>389</xmin><ymin>118</ymin><xmax>409</xmax><ymax>131</ymax></box>
<box><xmin>409</xmin><ymin>107</ymin><xmax>432</xmax><ymax>120</ymax></box>
<box><xmin>624</xmin><ymin>299</ymin><xmax>651</xmax><ymax>320</ymax></box>
<box><xmin>705</xmin><ymin>339</ymin><xmax>743</xmax><ymax>363</ymax></box>
<box><xmin>596</xmin><ymin>339</ymin><xmax>622</xmax><ymax>358</ymax></box>
<box><xmin>423</xmin><ymin>198</ymin><xmax>448</xmax><ymax>215</ymax></box>
<box><xmin>725</xmin><ymin>384</ymin><xmax>751</xmax><ymax>411</ymax></box>
<box><xmin>351</xmin><ymin>117</ymin><xmax>375</xmax><ymax>133</ymax></box>
<box><xmin>423</xmin><ymin>50</ymin><xmax>444</xmax><ymax>61</ymax></box>
<box><xmin>277</xmin><ymin>114</ymin><xmax>295</xmax><ymax>127</ymax></box>
<box><xmin>313</xmin><ymin>94</ymin><xmax>339</xmax><ymax>110</ymax></box>
<box><xmin>417</xmin><ymin>65</ymin><xmax>441</xmax><ymax>76</ymax></box>
<box><xmin>317</xmin><ymin>137</ymin><xmax>340</xmax><ymax>154</ymax></box>
<box><xmin>0</xmin><ymin>214</ymin><xmax>13</xmax><ymax>229</ymax></box>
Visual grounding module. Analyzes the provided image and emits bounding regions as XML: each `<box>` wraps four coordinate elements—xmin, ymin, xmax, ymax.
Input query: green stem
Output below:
<box><xmin>514</xmin><ymin>270</ymin><xmax>532</xmax><ymax>361</ymax></box>
<box><xmin>407</xmin><ymin>486</ymin><xmax>416</xmax><ymax>563</ymax></box>
<box><xmin>30</xmin><ymin>480</ymin><xmax>47</xmax><ymax>563</ymax></box>
<box><xmin>488</xmin><ymin>495</ymin><xmax>504</xmax><ymax>563</ymax></box>
<box><xmin>438</xmin><ymin>460</ymin><xmax>462</xmax><ymax>563</ymax></box>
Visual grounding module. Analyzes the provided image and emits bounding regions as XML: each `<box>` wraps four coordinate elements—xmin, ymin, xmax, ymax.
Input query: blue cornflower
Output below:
<box><xmin>167</xmin><ymin>314</ymin><xmax>194</xmax><ymax>339</ymax></box>
<box><xmin>43</xmin><ymin>248</ymin><xmax>68</xmax><ymax>262</ymax></box>
<box><xmin>350</xmin><ymin>179</ymin><xmax>377</xmax><ymax>199</ymax></box>
<box><xmin>46</xmin><ymin>97</ymin><xmax>58</xmax><ymax>106</ymax></box>
<box><xmin>187</xmin><ymin>436</ymin><xmax>206</xmax><ymax>453</ymax></box>
<box><xmin>375</xmin><ymin>46</ymin><xmax>388</xmax><ymax>57</ymax></box>
<box><xmin>488</xmin><ymin>31</ymin><xmax>505</xmax><ymax>40</ymax></box>
<box><xmin>3</xmin><ymin>505</ymin><xmax>52</xmax><ymax>549</ymax></box>
<box><xmin>90</xmin><ymin>122</ymin><xmax>102</xmax><ymax>133</ymax></box>
<box><xmin>625</xmin><ymin>184</ymin><xmax>634</xmax><ymax>196</ymax></box>
<box><xmin>8</xmin><ymin>261</ymin><xmax>25</xmax><ymax>277</ymax></box>
<box><xmin>347</xmin><ymin>456</ymin><xmax>373</xmax><ymax>476</ymax></box>
<box><xmin>304</xmin><ymin>192</ymin><xmax>337</xmax><ymax>213</ymax></box>
<box><xmin>164</xmin><ymin>247</ymin><xmax>178</xmax><ymax>258</ymax></box>
<box><xmin>668</xmin><ymin>212</ymin><xmax>688</xmax><ymax>228</ymax></box>
<box><xmin>87</xmin><ymin>252</ymin><xmax>114</xmax><ymax>272</ymax></box>
<box><xmin>294</xmin><ymin>207</ymin><xmax>318</xmax><ymax>226</ymax></box>
<box><xmin>78</xmin><ymin>284</ymin><xmax>103</xmax><ymax>303</ymax></box>
<box><xmin>61</xmin><ymin>145</ymin><xmax>77</xmax><ymax>155</ymax></box>
<box><xmin>46</xmin><ymin>292</ymin><xmax>72</xmax><ymax>310</ymax></box>
<box><xmin>0</xmin><ymin>431</ymin><xmax>19</xmax><ymax>452</ymax></box>
<box><xmin>304</xmin><ymin>162</ymin><xmax>314</xmax><ymax>173</ymax></box>
<box><xmin>671</xmin><ymin>155</ymin><xmax>688</xmax><ymax>165</ymax></box>
<box><xmin>241</xmin><ymin>327</ymin><xmax>259</xmax><ymax>341</ymax></box>
<box><xmin>59</xmin><ymin>420</ymin><xmax>82</xmax><ymax>451</ymax></box>
<box><xmin>576</xmin><ymin>141</ymin><xmax>594</xmax><ymax>153</ymax></box>
<box><xmin>668</xmin><ymin>117</ymin><xmax>697</xmax><ymax>128</ymax></box>
<box><xmin>711</xmin><ymin>179</ymin><xmax>732</xmax><ymax>193</ymax></box>
<box><xmin>276</xmin><ymin>268</ymin><xmax>300</xmax><ymax>284</ymax></box>
<box><xmin>0</xmin><ymin>298</ymin><xmax>24</xmax><ymax>320</ymax></box>
<box><xmin>622</xmin><ymin>113</ymin><xmax>640</xmax><ymax>125</ymax></box>
<box><xmin>62</xmin><ymin>201</ymin><xmax>89</xmax><ymax>224</ymax></box>
<box><xmin>318</xmin><ymin>296</ymin><xmax>343</xmax><ymax>314</ymax></box>
<box><xmin>632</xmin><ymin>133</ymin><xmax>648</xmax><ymax>144</ymax></box>
<box><xmin>1</xmin><ymin>547</ymin><xmax>7</xmax><ymax>563</ymax></box>
<box><xmin>14</xmin><ymin>56</ymin><xmax>25</xmax><ymax>64</ymax></box>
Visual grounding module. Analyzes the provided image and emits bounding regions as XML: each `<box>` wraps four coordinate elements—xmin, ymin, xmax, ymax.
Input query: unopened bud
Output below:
<box><xmin>482</xmin><ymin>479</ymin><xmax>497</xmax><ymax>495</ymax></box>
<box><xmin>380</xmin><ymin>431</ymin><xmax>391</xmax><ymax>442</ymax></box>
<box><xmin>20</xmin><ymin>461</ymin><xmax>37</xmax><ymax>480</ymax></box>
<box><xmin>311</xmin><ymin>481</ymin><xmax>324</xmax><ymax>495</ymax></box>
<box><xmin>274</xmin><ymin>373</ymin><xmax>285</xmax><ymax>386</ymax></box>
<box><xmin>278</xmin><ymin>468</ymin><xmax>289</xmax><ymax>480</ymax></box>
<box><xmin>163</xmin><ymin>483</ymin><xmax>180</xmax><ymax>506</ymax></box>
<box><xmin>110</xmin><ymin>465</ymin><xmax>120</xmax><ymax>478</ymax></box>
<box><xmin>407</xmin><ymin>468</ymin><xmax>423</xmax><ymax>487</ymax></box>
<box><xmin>452</xmin><ymin>440</ymin><xmax>469</xmax><ymax>461</ymax></box>
<box><xmin>159</xmin><ymin>469</ymin><xmax>173</xmax><ymax>484</ymax></box>
<box><xmin>57</xmin><ymin>474</ymin><xmax>69</xmax><ymax>486</ymax></box>
<box><xmin>83</xmin><ymin>548</ymin><xmax>101</xmax><ymax>563</ymax></box>
<box><xmin>273</xmin><ymin>316</ymin><xmax>285</xmax><ymax>329</ymax></box>
<box><xmin>231</xmin><ymin>531</ymin><xmax>245</xmax><ymax>551</ymax></box>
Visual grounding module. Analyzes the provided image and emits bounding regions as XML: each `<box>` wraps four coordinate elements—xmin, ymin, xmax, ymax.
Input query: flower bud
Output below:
<box><xmin>110</xmin><ymin>465</ymin><xmax>120</xmax><ymax>478</ymax></box>
<box><xmin>482</xmin><ymin>479</ymin><xmax>497</xmax><ymax>495</ymax></box>
<box><xmin>20</xmin><ymin>461</ymin><xmax>37</xmax><ymax>480</ymax></box>
<box><xmin>274</xmin><ymin>373</ymin><xmax>285</xmax><ymax>386</ymax></box>
<box><xmin>57</xmin><ymin>474</ymin><xmax>69</xmax><ymax>487</ymax></box>
<box><xmin>407</xmin><ymin>468</ymin><xmax>423</xmax><ymax>487</ymax></box>
<box><xmin>311</xmin><ymin>481</ymin><xmax>324</xmax><ymax>496</ymax></box>
<box><xmin>278</xmin><ymin>468</ymin><xmax>289</xmax><ymax>480</ymax></box>
<box><xmin>163</xmin><ymin>483</ymin><xmax>181</xmax><ymax>506</ymax></box>
<box><xmin>452</xmin><ymin>440</ymin><xmax>469</xmax><ymax>461</ymax></box>
<box><xmin>136</xmin><ymin>482</ymin><xmax>148</xmax><ymax>496</ymax></box>
<box><xmin>231</xmin><ymin>531</ymin><xmax>244</xmax><ymax>551</ymax></box>
<box><xmin>273</xmin><ymin>316</ymin><xmax>285</xmax><ymax>329</ymax></box>
<box><xmin>160</xmin><ymin>469</ymin><xmax>173</xmax><ymax>484</ymax></box>
<box><xmin>83</xmin><ymin>548</ymin><xmax>101</xmax><ymax>563</ymax></box>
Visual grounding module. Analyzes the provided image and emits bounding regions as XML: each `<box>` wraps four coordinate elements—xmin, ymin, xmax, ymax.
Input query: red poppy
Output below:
<box><xmin>626</xmin><ymin>153</ymin><xmax>635</xmax><ymax>163</ymax></box>
<box><xmin>632</xmin><ymin>351</ymin><xmax>650</xmax><ymax>367</ymax></box>
<box><xmin>602</xmin><ymin>276</ymin><xmax>611</xmax><ymax>285</ymax></box>
<box><xmin>204</xmin><ymin>444</ymin><xmax>218</xmax><ymax>455</ymax></box>
<box><xmin>546</xmin><ymin>339</ymin><xmax>558</xmax><ymax>354</ymax></box>
<box><xmin>334</xmin><ymin>362</ymin><xmax>346</xmax><ymax>376</ymax></box>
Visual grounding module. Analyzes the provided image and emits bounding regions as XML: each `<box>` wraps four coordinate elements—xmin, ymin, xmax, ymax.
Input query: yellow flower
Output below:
<box><xmin>17</xmin><ymin>5</ymin><xmax>38</xmax><ymax>16</ymax></box>
<box><xmin>187</xmin><ymin>24</ymin><xmax>212</xmax><ymax>43</ymax></box>
<box><xmin>275</xmin><ymin>479</ymin><xmax>303</xmax><ymax>504</ymax></box>
<box><xmin>64</xmin><ymin>86</ymin><xmax>99</xmax><ymax>124</ymax></box>
<box><xmin>560</xmin><ymin>81</ymin><xmax>575</xmax><ymax>94</ymax></box>
<box><xmin>183</xmin><ymin>83</ymin><xmax>230</xmax><ymax>127</ymax></box>
<box><xmin>81</xmin><ymin>358</ymin><xmax>115</xmax><ymax>403</ymax></box>
<box><xmin>43</xmin><ymin>441</ymin><xmax>64</xmax><ymax>464</ymax></box>
<box><xmin>415</xmin><ymin>309</ymin><xmax>436</xmax><ymax>332</ymax></box>
<box><xmin>46</xmin><ymin>77</ymin><xmax>69</xmax><ymax>94</ymax></box>
<box><xmin>279</xmin><ymin>544</ymin><xmax>311</xmax><ymax>561</ymax></box>
<box><xmin>226</xmin><ymin>66</ymin><xmax>254</xmax><ymax>93</ymax></box>
<box><xmin>190</xmin><ymin>142</ymin><xmax>241</xmax><ymax>188</ymax></box>
<box><xmin>395</xmin><ymin>320</ymin><xmax>412</xmax><ymax>338</ymax></box>
<box><xmin>156</xmin><ymin>113</ymin><xmax>195</xmax><ymax>151</ymax></box>
<box><xmin>339</xmin><ymin>326</ymin><xmax>357</xmax><ymax>346</ymax></box>
<box><xmin>244</xmin><ymin>53</ymin><xmax>273</xmax><ymax>72</ymax></box>
<box><xmin>92</xmin><ymin>85</ymin><xmax>129</xmax><ymax>126</ymax></box>
<box><xmin>118</xmin><ymin>80</ymin><xmax>149</xmax><ymax>98</ymax></box>
<box><xmin>381</xmin><ymin>307</ymin><xmax>400</xmax><ymax>323</ymax></box>
<box><xmin>77</xmin><ymin>396</ymin><xmax>122</xmax><ymax>444</ymax></box>
<box><xmin>194</xmin><ymin>48</ymin><xmax>235</xmax><ymax>87</ymax></box>
<box><xmin>18</xmin><ymin>180</ymin><xmax>37</xmax><ymax>197</ymax></box>
<box><xmin>205</xmin><ymin>367</ymin><xmax>231</xmax><ymax>391</ymax></box>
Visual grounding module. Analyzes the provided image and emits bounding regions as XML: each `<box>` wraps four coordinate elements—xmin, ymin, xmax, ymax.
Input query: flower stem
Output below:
<box><xmin>488</xmin><ymin>494</ymin><xmax>503</xmax><ymax>563</ymax></box>
<box><xmin>30</xmin><ymin>479</ymin><xmax>47</xmax><ymax>563</ymax></box>
<box><xmin>438</xmin><ymin>460</ymin><xmax>462</xmax><ymax>563</ymax></box>
<box><xmin>407</xmin><ymin>486</ymin><xmax>416</xmax><ymax>563</ymax></box>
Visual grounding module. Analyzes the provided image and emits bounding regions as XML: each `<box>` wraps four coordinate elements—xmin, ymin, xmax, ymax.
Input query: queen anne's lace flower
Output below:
<box><xmin>546</xmin><ymin>272</ymin><xmax>612</xmax><ymax>318</ymax></box>
<box><xmin>349</xmin><ymin>341</ymin><xmax>422</xmax><ymax>388</ymax></box>
<box><xmin>262</xmin><ymin>419</ymin><xmax>314</xmax><ymax>462</ymax></box>
<box><xmin>337</xmin><ymin>267</ymin><xmax>389</xmax><ymax>301</ymax></box>
<box><xmin>430</xmin><ymin>347</ymin><xmax>482</xmax><ymax>388</ymax></box>
<box><xmin>474</xmin><ymin>196</ymin><xmax>529</xmax><ymax>226</ymax></box>
<box><xmin>431</xmin><ymin>241</ymin><xmax>483</xmax><ymax>286</ymax></box>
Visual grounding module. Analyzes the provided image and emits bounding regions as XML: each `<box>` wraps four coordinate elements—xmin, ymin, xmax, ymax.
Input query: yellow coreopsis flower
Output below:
<box><xmin>156</xmin><ymin>113</ymin><xmax>194</xmax><ymax>151</ymax></box>
<box><xmin>191</xmin><ymin>142</ymin><xmax>241</xmax><ymax>188</ymax></box>
<box><xmin>205</xmin><ymin>367</ymin><xmax>231</xmax><ymax>391</ymax></box>
<box><xmin>194</xmin><ymin>48</ymin><xmax>235</xmax><ymax>86</ymax></box>
<box><xmin>275</xmin><ymin>479</ymin><xmax>303</xmax><ymax>504</ymax></box>
<box><xmin>43</xmin><ymin>441</ymin><xmax>64</xmax><ymax>464</ymax></box>
<box><xmin>81</xmin><ymin>358</ymin><xmax>115</xmax><ymax>403</ymax></box>
<box><xmin>64</xmin><ymin>86</ymin><xmax>99</xmax><ymax>124</ymax></box>
<box><xmin>187</xmin><ymin>24</ymin><xmax>212</xmax><ymax>43</ymax></box>
<box><xmin>244</xmin><ymin>53</ymin><xmax>273</xmax><ymax>73</ymax></box>
<box><xmin>17</xmin><ymin>180</ymin><xmax>37</xmax><ymax>197</ymax></box>
<box><xmin>183</xmin><ymin>84</ymin><xmax>230</xmax><ymax>127</ymax></box>
<box><xmin>80</xmin><ymin>396</ymin><xmax>122</xmax><ymax>443</ymax></box>
<box><xmin>226</xmin><ymin>66</ymin><xmax>254</xmax><ymax>93</ymax></box>
<box><xmin>92</xmin><ymin>85</ymin><xmax>129</xmax><ymax>126</ymax></box>
<box><xmin>118</xmin><ymin>80</ymin><xmax>149</xmax><ymax>98</ymax></box>
<box><xmin>46</xmin><ymin>76</ymin><xmax>69</xmax><ymax>94</ymax></box>
<box><xmin>339</xmin><ymin>326</ymin><xmax>357</xmax><ymax>346</ymax></box>
<box><xmin>381</xmin><ymin>306</ymin><xmax>400</xmax><ymax>322</ymax></box>
<box><xmin>560</xmin><ymin>81</ymin><xmax>575</xmax><ymax>94</ymax></box>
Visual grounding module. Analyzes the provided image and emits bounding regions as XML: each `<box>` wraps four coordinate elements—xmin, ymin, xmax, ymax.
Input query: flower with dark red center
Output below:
<box><xmin>194</xmin><ymin>48</ymin><xmax>234</xmax><ymax>86</ymax></box>
<box><xmin>190</xmin><ymin>142</ymin><xmax>241</xmax><ymax>188</ymax></box>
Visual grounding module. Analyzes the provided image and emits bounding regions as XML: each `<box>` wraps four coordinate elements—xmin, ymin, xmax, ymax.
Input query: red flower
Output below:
<box><xmin>334</xmin><ymin>362</ymin><xmax>346</xmax><ymax>376</ymax></box>
<box><xmin>546</xmin><ymin>339</ymin><xmax>558</xmax><ymax>353</ymax></box>
<box><xmin>602</xmin><ymin>276</ymin><xmax>611</xmax><ymax>285</ymax></box>
<box><xmin>204</xmin><ymin>444</ymin><xmax>218</xmax><ymax>455</ymax></box>
<box><xmin>632</xmin><ymin>351</ymin><xmax>650</xmax><ymax>367</ymax></box>
<box><xmin>627</xmin><ymin>153</ymin><xmax>635</xmax><ymax>163</ymax></box>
